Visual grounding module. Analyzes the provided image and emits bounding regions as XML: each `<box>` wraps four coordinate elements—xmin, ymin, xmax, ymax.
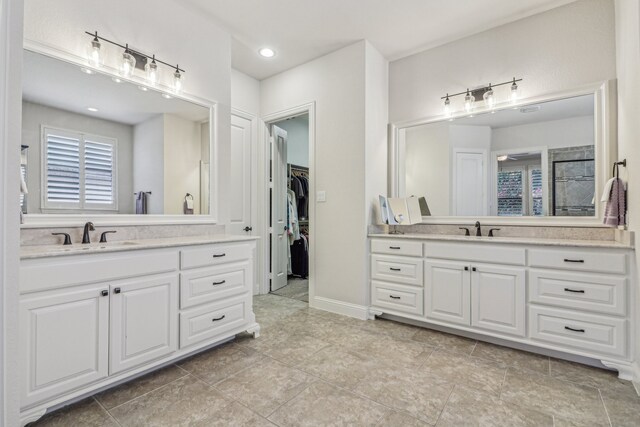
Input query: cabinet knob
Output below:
<box><xmin>211</xmin><ymin>315</ymin><xmax>226</xmax><ymax>322</ymax></box>
<box><xmin>114</xmin><ymin>287</ymin><xmax>121</xmax><ymax>294</ymax></box>
<box><xmin>243</xmin><ymin>226</ymin><xmax>253</xmax><ymax>232</ymax></box>
<box><xmin>101</xmin><ymin>290</ymin><xmax>109</xmax><ymax>297</ymax></box>
<box><xmin>464</xmin><ymin>266</ymin><xmax>469</xmax><ymax>271</ymax></box>
<box><xmin>472</xmin><ymin>267</ymin><xmax>477</xmax><ymax>272</ymax></box>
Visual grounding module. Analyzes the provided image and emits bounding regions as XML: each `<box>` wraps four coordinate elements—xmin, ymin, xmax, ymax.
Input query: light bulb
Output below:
<box><xmin>464</xmin><ymin>89</ymin><xmax>475</xmax><ymax>113</ymax></box>
<box><xmin>86</xmin><ymin>32</ymin><xmax>103</xmax><ymax>68</ymax></box>
<box><xmin>483</xmin><ymin>84</ymin><xmax>495</xmax><ymax>109</ymax></box>
<box><xmin>443</xmin><ymin>95</ymin><xmax>451</xmax><ymax>117</ymax></box>
<box><xmin>120</xmin><ymin>44</ymin><xmax>136</xmax><ymax>78</ymax></box>
<box><xmin>173</xmin><ymin>66</ymin><xmax>183</xmax><ymax>93</ymax></box>
<box><xmin>145</xmin><ymin>55</ymin><xmax>159</xmax><ymax>85</ymax></box>
<box><xmin>510</xmin><ymin>78</ymin><xmax>519</xmax><ymax>103</ymax></box>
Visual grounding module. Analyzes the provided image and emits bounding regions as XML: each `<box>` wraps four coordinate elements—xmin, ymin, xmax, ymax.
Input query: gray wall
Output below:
<box><xmin>21</xmin><ymin>101</ymin><xmax>134</xmax><ymax>214</ymax></box>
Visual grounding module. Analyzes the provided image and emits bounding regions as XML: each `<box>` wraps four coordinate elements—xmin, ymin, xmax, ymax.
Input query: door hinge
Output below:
<box><xmin>268</xmin><ymin>227</ymin><xmax>273</xmax><ymax>234</ymax></box>
<box><xmin>267</xmin><ymin>273</ymin><xmax>273</xmax><ymax>280</ymax></box>
<box><xmin>268</xmin><ymin>182</ymin><xmax>274</xmax><ymax>189</ymax></box>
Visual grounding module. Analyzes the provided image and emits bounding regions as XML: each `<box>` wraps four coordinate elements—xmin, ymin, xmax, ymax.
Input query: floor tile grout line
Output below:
<box><xmin>598</xmin><ymin>388</ymin><xmax>614</xmax><ymax>427</ymax></box>
<box><xmin>498</xmin><ymin>366</ymin><xmax>509</xmax><ymax>401</ymax></box>
<box><xmin>264</xmin><ymin>378</ymin><xmax>319</xmax><ymax>420</ymax></box>
<box><xmin>92</xmin><ymin>396</ymin><xmax>123</xmax><ymax>427</ymax></box>
<box><xmin>433</xmin><ymin>383</ymin><xmax>456</xmax><ymax>426</ymax></box>
<box><xmin>104</xmin><ymin>372</ymin><xmax>194</xmax><ymax>413</ymax></box>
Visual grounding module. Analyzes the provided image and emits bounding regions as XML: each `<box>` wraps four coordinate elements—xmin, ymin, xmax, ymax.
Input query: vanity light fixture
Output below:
<box><xmin>441</xmin><ymin>77</ymin><xmax>522</xmax><ymax>116</ymax></box>
<box><xmin>86</xmin><ymin>31</ymin><xmax>103</xmax><ymax>68</ymax></box>
<box><xmin>259</xmin><ymin>47</ymin><xmax>276</xmax><ymax>58</ymax></box>
<box><xmin>84</xmin><ymin>30</ymin><xmax>186</xmax><ymax>92</ymax></box>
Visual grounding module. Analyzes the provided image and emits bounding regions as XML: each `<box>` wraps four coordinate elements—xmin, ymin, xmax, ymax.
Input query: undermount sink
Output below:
<box><xmin>52</xmin><ymin>241</ymin><xmax>141</xmax><ymax>252</ymax></box>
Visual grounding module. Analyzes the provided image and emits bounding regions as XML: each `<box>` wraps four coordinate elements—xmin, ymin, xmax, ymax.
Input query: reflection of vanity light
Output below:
<box><xmin>145</xmin><ymin>55</ymin><xmax>159</xmax><ymax>85</ymax></box>
<box><xmin>464</xmin><ymin>89</ymin><xmax>475</xmax><ymax>113</ymax></box>
<box><xmin>510</xmin><ymin>78</ymin><xmax>519</xmax><ymax>103</ymax></box>
<box><xmin>173</xmin><ymin>66</ymin><xmax>183</xmax><ymax>93</ymax></box>
<box><xmin>161</xmin><ymin>93</ymin><xmax>172</xmax><ymax>99</ymax></box>
<box><xmin>138</xmin><ymin>86</ymin><xmax>148</xmax><ymax>92</ymax></box>
<box><xmin>483</xmin><ymin>84</ymin><xmax>495</xmax><ymax>108</ymax></box>
<box><xmin>112</xmin><ymin>77</ymin><xmax>122</xmax><ymax>83</ymax></box>
<box><xmin>80</xmin><ymin>67</ymin><xmax>94</xmax><ymax>75</ymax></box>
<box><xmin>87</xmin><ymin>107</ymin><xmax>98</xmax><ymax>112</ymax></box>
<box><xmin>86</xmin><ymin>31</ymin><xmax>103</xmax><ymax>68</ymax></box>
<box><xmin>520</xmin><ymin>105</ymin><xmax>541</xmax><ymax>114</ymax></box>
<box><xmin>443</xmin><ymin>94</ymin><xmax>451</xmax><ymax>117</ymax></box>
<box><xmin>497</xmin><ymin>155</ymin><xmax>509</xmax><ymax>161</ymax></box>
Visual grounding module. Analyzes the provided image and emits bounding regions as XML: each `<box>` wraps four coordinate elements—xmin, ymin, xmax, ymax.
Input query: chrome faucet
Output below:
<box><xmin>82</xmin><ymin>222</ymin><xmax>95</xmax><ymax>244</ymax></box>
<box><xmin>475</xmin><ymin>221</ymin><xmax>482</xmax><ymax>237</ymax></box>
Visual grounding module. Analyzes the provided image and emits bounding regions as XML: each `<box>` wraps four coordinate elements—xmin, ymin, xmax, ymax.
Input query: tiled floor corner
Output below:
<box><xmin>30</xmin><ymin>294</ymin><xmax>640</xmax><ymax>426</ymax></box>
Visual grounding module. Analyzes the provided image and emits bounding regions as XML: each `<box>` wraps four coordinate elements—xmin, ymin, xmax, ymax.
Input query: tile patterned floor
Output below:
<box><xmin>30</xmin><ymin>294</ymin><xmax>640</xmax><ymax>426</ymax></box>
<box><xmin>271</xmin><ymin>278</ymin><xmax>309</xmax><ymax>302</ymax></box>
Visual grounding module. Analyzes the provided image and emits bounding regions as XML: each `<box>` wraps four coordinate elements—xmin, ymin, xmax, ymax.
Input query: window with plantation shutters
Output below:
<box><xmin>43</xmin><ymin>127</ymin><xmax>117</xmax><ymax>210</ymax></box>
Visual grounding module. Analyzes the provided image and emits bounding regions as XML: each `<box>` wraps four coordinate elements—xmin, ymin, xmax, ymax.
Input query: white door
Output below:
<box><xmin>425</xmin><ymin>260</ymin><xmax>471</xmax><ymax>325</ymax></box>
<box><xmin>20</xmin><ymin>285</ymin><xmax>109</xmax><ymax>407</ymax></box>
<box><xmin>110</xmin><ymin>274</ymin><xmax>178</xmax><ymax>374</ymax></box>
<box><xmin>271</xmin><ymin>125</ymin><xmax>288</xmax><ymax>291</ymax></box>
<box><xmin>471</xmin><ymin>264</ymin><xmax>525</xmax><ymax>336</ymax></box>
<box><xmin>453</xmin><ymin>150</ymin><xmax>486</xmax><ymax>216</ymax></box>
<box><xmin>229</xmin><ymin>112</ymin><xmax>253</xmax><ymax>235</ymax></box>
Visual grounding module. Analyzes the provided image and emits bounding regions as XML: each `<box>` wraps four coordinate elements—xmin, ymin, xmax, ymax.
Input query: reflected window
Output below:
<box><xmin>43</xmin><ymin>127</ymin><xmax>117</xmax><ymax>211</ymax></box>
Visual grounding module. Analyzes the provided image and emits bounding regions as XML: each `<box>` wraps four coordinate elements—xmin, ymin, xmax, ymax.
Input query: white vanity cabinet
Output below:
<box><xmin>369</xmin><ymin>235</ymin><xmax>635</xmax><ymax>379</ymax></box>
<box><xmin>19</xmin><ymin>237</ymin><xmax>259</xmax><ymax>425</ymax></box>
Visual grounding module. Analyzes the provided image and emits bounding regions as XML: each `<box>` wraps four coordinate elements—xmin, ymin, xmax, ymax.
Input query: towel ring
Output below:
<box><xmin>613</xmin><ymin>159</ymin><xmax>627</xmax><ymax>178</ymax></box>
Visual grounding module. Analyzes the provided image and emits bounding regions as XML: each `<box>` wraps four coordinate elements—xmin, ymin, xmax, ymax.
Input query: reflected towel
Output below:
<box><xmin>136</xmin><ymin>192</ymin><xmax>148</xmax><ymax>214</ymax></box>
<box><xmin>600</xmin><ymin>177</ymin><xmax>615</xmax><ymax>202</ymax></box>
<box><xmin>20</xmin><ymin>174</ymin><xmax>28</xmax><ymax>194</ymax></box>
<box><xmin>603</xmin><ymin>177</ymin><xmax>626</xmax><ymax>227</ymax></box>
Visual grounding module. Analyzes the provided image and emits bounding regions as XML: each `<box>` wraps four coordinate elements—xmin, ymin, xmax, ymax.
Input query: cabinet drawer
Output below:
<box><xmin>529</xmin><ymin>306</ymin><xmax>626</xmax><ymax>358</ymax></box>
<box><xmin>180</xmin><ymin>262</ymin><xmax>251</xmax><ymax>309</ymax></box>
<box><xmin>528</xmin><ymin>248</ymin><xmax>626</xmax><ymax>274</ymax></box>
<box><xmin>180</xmin><ymin>243</ymin><xmax>251</xmax><ymax>270</ymax></box>
<box><xmin>371</xmin><ymin>281</ymin><xmax>423</xmax><ymax>316</ymax></box>
<box><xmin>371</xmin><ymin>254</ymin><xmax>423</xmax><ymax>286</ymax></box>
<box><xmin>529</xmin><ymin>269</ymin><xmax>627</xmax><ymax>316</ymax></box>
<box><xmin>424</xmin><ymin>242</ymin><xmax>525</xmax><ymax>266</ymax></box>
<box><xmin>179</xmin><ymin>297</ymin><xmax>249</xmax><ymax>349</ymax></box>
<box><xmin>371</xmin><ymin>239</ymin><xmax>422</xmax><ymax>257</ymax></box>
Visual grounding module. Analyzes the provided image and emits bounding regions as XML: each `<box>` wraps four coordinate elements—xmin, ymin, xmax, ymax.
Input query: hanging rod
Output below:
<box><xmin>85</xmin><ymin>31</ymin><xmax>185</xmax><ymax>73</ymax></box>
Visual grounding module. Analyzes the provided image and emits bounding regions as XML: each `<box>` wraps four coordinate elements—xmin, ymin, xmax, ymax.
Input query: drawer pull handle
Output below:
<box><xmin>564</xmin><ymin>326</ymin><xmax>585</xmax><ymax>333</ymax></box>
<box><xmin>563</xmin><ymin>259</ymin><xmax>585</xmax><ymax>263</ymax></box>
<box><xmin>212</xmin><ymin>315</ymin><xmax>226</xmax><ymax>322</ymax></box>
<box><xmin>564</xmin><ymin>288</ymin><xmax>585</xmax><ymax>294</ymax></box>
<box><xmin>101</xmin><ymin>290</ymin><xmax>109</xmax><ymax>297</ymax></box>
<box><xmin>213</xmin><ymin>253</ymin><xmax>226</xmax><ymax>258</ymax></box>
<box><xmin>212</xmin><ymin>280</ymin><xmax>226</xmax><ymax>286</ymax></box>
<box><xmin>389</xmin><ymin>267</ymin><xmax>401</xmax><ymax>272</ymax></box>
<box><xmin>389</xmin><ymin>246</ymin><xmax>401</xmax><ymax>249</ymax></box>
<box><xmin>389</xmin><ymin>295</ymin><xmax>401</xmax><ymax>299</ymax></box>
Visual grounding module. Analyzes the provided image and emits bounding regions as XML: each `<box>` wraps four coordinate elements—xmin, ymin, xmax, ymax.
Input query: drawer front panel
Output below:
<box><xmin>371</xmin><ymin>254</ymin><xmax>423</xmax><ymax>286</ymax></box>
<box><xmin>179</xmin><ymin>297</ymin><xmax>248</xmax><ymax>349</ymax></box>
<box><xmin>181</xmin><ymin>243</ymin><xmax>251</xmax><ymax>270</ymax></box>
<box><xmin>424</xmin><ymin>242</ymin><xmax>525</xmax><ymax>266</ymax></box>
<box><xmin>371</xmin><ymin>239</ymin><xmax>423</xmax><ymax>257</ymax></box>
<box><xmin>529</xmin><ymin>306</ymin><xmax>626</xmax><ymax>358</ymax></box>
<box><xmin>529</xmin><ymin>269</ymin><xmax>627</xmax><ymax>316</ymax></box>
<box><xmin>528</xmin><ymin>248</ymin><xmax>626</xmax><ymax>274</ymax></box>
<box><xmin>371</xmin><ymin>281</ymin><xmax>423</xmax><ymax>315</ymax></box>
<box><xmin>180</xmin><ymin>262</ymin><xmax>251</xmax><ymax>309</ymax></box>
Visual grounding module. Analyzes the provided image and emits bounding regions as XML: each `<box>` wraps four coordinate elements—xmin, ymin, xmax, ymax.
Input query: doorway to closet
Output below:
<box><xmin>269</xmin><ymin>113</ymin><xmax>310</xmax><ymax>303</ymax></box>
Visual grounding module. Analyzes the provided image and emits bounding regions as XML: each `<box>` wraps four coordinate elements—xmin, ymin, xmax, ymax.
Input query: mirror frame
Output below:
<box><xmin>20</xmin><ymin>41</ymin><xmax>219</xmax><ymax>228</ymax></box>
<box><xmin>389</xmin><ymin>80</ymin><xmax>617</xmax><ymax>226</ymax></box>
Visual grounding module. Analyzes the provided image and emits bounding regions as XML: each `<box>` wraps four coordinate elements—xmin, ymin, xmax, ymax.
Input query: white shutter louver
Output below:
<box><xmin>43</xmin><ymin>127</ymin><xmax>117</xmax><ymax>210</ymax></box>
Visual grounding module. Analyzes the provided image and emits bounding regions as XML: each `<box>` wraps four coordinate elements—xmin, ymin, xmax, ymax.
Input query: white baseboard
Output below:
<box><xmin>311</xmin><ymin>296</ymin><xmax>369</xmax><ymax>320</ymax></box>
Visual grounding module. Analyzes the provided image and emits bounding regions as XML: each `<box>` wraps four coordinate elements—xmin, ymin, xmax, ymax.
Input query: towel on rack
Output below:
<box><xmin>20</xmin><ymin>174</ymin><xmax>28</xmax><ymax>194</ymax></box>
<box><xmin>183</xmin><ymin>194</ymin><xmax>194</xmax><ymax>215</ymax></box>
<box><xmin>135</xmin><ymin>192</ymin><xmax>148</xmax><ymax>214</ymax></box>
<box><xmin>600</xmin><ymin>178</ymin><xmax>615</xmax><ymax>202</ymax></box>
<box><xmin>603</xmin><ymin>177</ymin><xmax>626</xmax><ymax>227</ymax></box>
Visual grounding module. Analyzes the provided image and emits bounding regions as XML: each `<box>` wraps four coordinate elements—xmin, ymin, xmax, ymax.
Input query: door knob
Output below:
<box><xmin>243</xmin><ymin>226</ymin><xmax>253</xmax><ymax>232</ymax></box>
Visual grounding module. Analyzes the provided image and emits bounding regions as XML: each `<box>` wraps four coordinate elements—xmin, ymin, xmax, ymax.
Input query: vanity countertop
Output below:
<box><xmin>368</xmin><ymin>233</ymin><xmax>634</xmax><ymax>249</ymax></box>
<box><xmin>20</xmin><ymin>234</ymin><xmax>259</xmax><ymax>260</ymax></box>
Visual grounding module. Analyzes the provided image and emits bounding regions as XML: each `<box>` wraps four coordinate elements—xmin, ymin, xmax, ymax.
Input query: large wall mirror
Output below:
<box><xmin>391</xmin><ymin>82</ymin><xmax>615</xmax><ymax>224</ymax></box>
<box><xmin>20</xmin><ymin>49</ymin><xmax>215</xmax><ymax>224</ymax></box>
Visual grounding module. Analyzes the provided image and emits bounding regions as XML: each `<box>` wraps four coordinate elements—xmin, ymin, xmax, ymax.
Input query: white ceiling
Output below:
<box><xmin>22</xmin><ymin>50</ymin><xmax>209</xmax><ymax>126</ymax></box>
<box><xmin>180</xmin><ymin>0</ymin><xmax>577</xmax><ymax>80</ymax></box>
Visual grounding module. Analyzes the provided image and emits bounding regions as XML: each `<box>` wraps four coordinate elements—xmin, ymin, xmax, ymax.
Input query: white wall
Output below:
<box><xmin>491</xmin><ymin>116</ymin><xmax>594</xmax><ymax>151</ymax></box>
<box><xmin>277</xmin><ymin>115</ymin><xmax>309</xmax><ymax>167</ymax></box>
<box><xmin>404</xmin><ymin>124</ymin><xmax>450</xmax><ymax>215</ymax></box>
<box><xmin>163</xmin><ymin>114</ymin><xmax>202</xmax><ymax>214</ymax></box>
<box><xmin>133</xmin><ymin>115</ymin><xmax>164</xmax><ymax>214</ymax></box>
<box><xmin>1</xmin><ymin>0</ymin><xmax>23</xmax><ymax>424</ymax></box>
<box><xmin>231</xmin><ymin>69</ymin><xmax>260</xmax><ymax>116</ymax></box>
<box><xmin>22</xmin><ymin>101</ymin><xmax>135</xmax><ymax>214</ymax></box>
<box><xmin>614</xmin><ymin>0</ymin><xmax>640</xmax><ymax>385</ymax></box>
<box><xmin>261</xmin><ymin>41</ymin><xmax>368</xmax><ymax>308</ymax></box>
<box><xmin>22</xmin><ymin>0</ymin><xmax>233</xmax><ymax>223</ymax></box>
<box><xmin>389</xmin><ymin>0</ymin><xmax>616</xmax><ymax>123</ymax></box>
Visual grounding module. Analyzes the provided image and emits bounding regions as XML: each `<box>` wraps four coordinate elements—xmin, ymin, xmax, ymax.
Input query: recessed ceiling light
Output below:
<box><xmin>161</xmin><ymin>93</ymin><xmax>172</xmax><ymax>99</ymax></box>
<box><xmin>80</xmin><ymin>67</ymin><xmax>94</xmax><ymax>75</ymax></box>
<box><xmin>259</xmin><ymin>47</ymin><xmax>275</xmax><ymax>58</ymax></box>
<box><xmin>138</xmin><ymin>86</ymin><xmax>148</xmax><ymax>92</ymax></box>
<box><xmin>112</xmin><ymin>77</ymin><xmax>122</xmax><ymax>83</ymax></box>
<box><xmin>87</xmin><ymin>107</ymin><xmax>98</xmax><ymax>112</ymax></box>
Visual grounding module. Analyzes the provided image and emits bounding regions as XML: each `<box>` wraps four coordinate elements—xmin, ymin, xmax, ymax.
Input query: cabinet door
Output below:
<box><xmin>471</xmin><ymin>264</ymin><xmax>525</xmax><ymax>336</ymax></box>
<box><xmin>425</xmin><ymin>260</ymin><xmax>470</xmax><ymax>325</ymax></box>
<box><xmin>110</xmin><ymin>274</ymin><xmax>178</xmax><ymax>374</ymax></box>
<box><xmin>20</xmin><ymin>285</ymin><xmax>109</xmax><ymax>407</ymax></box>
